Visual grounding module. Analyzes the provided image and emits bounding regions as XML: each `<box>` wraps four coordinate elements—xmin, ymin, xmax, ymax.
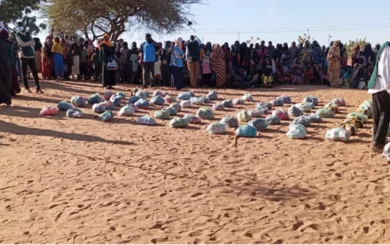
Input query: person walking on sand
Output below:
<box><xmin>368</xmin><ymin>38</ymin><xmax>390</xmax><ymax>153</ymax></box>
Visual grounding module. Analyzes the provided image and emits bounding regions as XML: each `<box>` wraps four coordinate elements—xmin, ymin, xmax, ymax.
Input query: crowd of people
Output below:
<box><xmin>0</xmin><ymin>21</ymin><xmax>384</xmax><ymax>106</ymax></box>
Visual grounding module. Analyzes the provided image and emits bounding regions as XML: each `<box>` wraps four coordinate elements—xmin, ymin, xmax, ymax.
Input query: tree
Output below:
<box><xmin>0</xmin><ymin>0</ymin><xmax>46</xmax><ymax>34</ymax></box>
<box><xmin>297</xmin><ymin>33</ymin><xmax>314</xmax><ymax>44</ymax></box>
<box><xmin>344</xmin><ymin>38</ymin><xmax>367</xmax><ymax>58</ymax></box>
<box><xmin>44</xmin><ymin>0</ymin><xmax>202</xmax><ymax>41</ymax></box>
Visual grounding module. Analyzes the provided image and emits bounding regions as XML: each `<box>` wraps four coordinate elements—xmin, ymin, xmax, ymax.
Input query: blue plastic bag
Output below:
<box><xmin>99</xmin><ymin>110</ymin><xmax>114</xmax><ymax>122</ymax></box>
<box><xmin>88</xmin><ymin>93</ymin><xmax>103</xmax><ymax>105</ymax></box>
<box><xmin>135</xmin><ymin>99</ymin><xmax>149</xmax><ymax>109</ymax></box>
<box><xmin>288</xmin><ymin>105</ymin><xmax>303</xmax><ymax>117</ymax></box>
<box><xmin>129</xmin><ymin>96</ymin><xmax>141</xmax><ymax>104</ymax></box>
<box><xmin>57</xmin><ymin>101</ymin><xmax>73</xmax><ymax>111</ymax></box>
<box><xmin>151</xmin><ymin>96</ymin><xmax>165</xmax><ymax>105</ymax></box>
<box><xmin>66</xmin><ymin>108</ymin><xmax>83</xmax><ymax>118</ymax></box>
<box><xmin>248</xmin><ymin>118</ymin><xmax>269</xmax><ymax>131</ymax></box>
<box><xmin>169</xmin><ymin>117</ymin><xmax>189</xmax><ymax>128</ymax></box>
<box><xmin>110</xmin><ymin>95</ymin><xmax>122</xmax><ymax>107</ymax></box>
<box><xmin>71</xmin><ymin>96</ymin><xmax>86</xmax><ymax>107</ymax></box>
<box><xmin>287</xmin><ymin>124</ymin><xmax>307</xmax><ymax>139</ymax></box>
<box><xmin>207</xmin><ymin>90</ymin><xmax>218</xmax><ymax>100</ymax></box>
<box><xmin>220</xmin><ymin>116</ymin><xmax>239</xmax><ymax>128</ymax></box>
<box><xmin>266</xmin><ymin>115</ymin><xmax>281</xmax><ymax>125</ymax></box>
<box><xmin>222</xmin><ymin>100</ymin><xmax>234</xmax><ymax>108</ymax></box>
<box><xmin>197</xmin><ymin>107</ymin><xmax>214</xmax><ymax>120</ymax></box>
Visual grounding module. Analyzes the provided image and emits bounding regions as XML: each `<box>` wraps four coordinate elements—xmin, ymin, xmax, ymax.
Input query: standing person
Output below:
<box><xmin>210</xmin><ymin>44</ymin><xmax>226</xmax><ymax>88</ymax></box>
<box><xmin>0</xmin><ymin>23</ymin><xmax>17</xmax><ymax>102</ymax></box>
<box><xmin>186</xmin><ymin>35</ymin><xmax>201</xmax><ymax>87</ymax></box>
<box><xmin>367</xmin><ymin>39</ymin><xmax>390</xmax><ymax>152</ymax></box>
<box><xmin>140</xmin><ymin>33</ymin><xmax>157</xmax><ymax>88</ymax></box>
<box><xmin>14</xmin><ymin>22</ymin><xmax>43</xmax><ymax>93</ymax></box>
<box><xmin>170</xmin><ymin>37</ymin><xmax>184</xmax><ymax>90</ymax></box>
<box><xmin>327</xmin><ymin>40</ymin><xmax>341</xmax><ymax>87</ymax></box>
<box><xmin>201</xmin><ymin>42</ymin><xmax>213</xmax><ymax>86</ymax></box>
<box><xmin>79</xmin><ymin>43</ymin><xmax>88</xmax><ymax>80</ymax></box>
<box><xmin>34</xmin><ymin>38</ymin><xmax>42</xmax><ymax>73</ymax></box>
<box><xmin>42</xmin><ymin>36</ymin><xmax>53</xmax><ymax>80</ymax></box>
<box><xmin>363</xmin><ymin>43</ymin><xmax>375</xmax><ymax>64</ymax></box>
<box><xmin>120</xmin><ymin>42</ymin><xmax>130</xmax><ymax>83</ymax></box>
<box><xmin>129</xmin><ymin>42</ymin><xmax>139</xmax><ymax>84</ymax></box>
<box><xmin>52</xmin><ymin>37</ymin><xmax>64</xmax><ymax>81</ymax></box>
<box><xmin>154</xmin><ymin>42</ymin><xmax>162</xmax><ymax>86</ymax></box>
<box><xmin>99</xmin><ymin>34</ymin><xmax>116</xmax><ymax>89</ymax></box>
<box><xmin>91</xmin><ymin>48</ymin><xmax>101</xmax><ymax>82</ymax></box>
<box><xmin>71</xmin><ymin>42</ymin><xmax>80</xmax><ymax>80</ymax></box>
<box><xmin>160</xmin><ymin>41</ymin><xmax>171</xmax><ymax>86</ymax></box>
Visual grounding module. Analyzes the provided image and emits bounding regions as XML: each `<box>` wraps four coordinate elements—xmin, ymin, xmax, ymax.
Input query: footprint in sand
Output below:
<box><xmin>189</xmin><ymin>230</ymin><xmax>202</xmax><ymax>237</ymax></box>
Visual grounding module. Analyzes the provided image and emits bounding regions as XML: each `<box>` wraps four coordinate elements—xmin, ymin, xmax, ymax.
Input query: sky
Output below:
<box><xmin>38</xmin><ymin>0</ymin><xmax>390</xmax><ymax>46</ymax></box>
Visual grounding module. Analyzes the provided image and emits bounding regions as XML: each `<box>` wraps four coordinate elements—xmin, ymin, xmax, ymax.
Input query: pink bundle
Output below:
<box><xmin>104</xmin><ymin>91</ymin><xmax>115</xmax><ymax>101</ymax></box>
<box><xmin>40</xmin><ymin>106</ymin><xmax>59</xmax><ymax>116</ymax></box>
<box><xmin>272</xmin><ymin>108</ymin><xmax>289</xmax><ymax>120</ymax></box>
<box><xmin>331</xmin><ymin>98</ymin><xmax>346</xmax><ymax>106</ymax></box>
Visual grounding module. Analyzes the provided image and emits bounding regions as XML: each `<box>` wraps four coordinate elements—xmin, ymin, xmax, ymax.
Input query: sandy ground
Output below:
<box><xmin>0</xmin><ymin>80</ymin><xmax>389</xmax><ymax>244</ymax></box>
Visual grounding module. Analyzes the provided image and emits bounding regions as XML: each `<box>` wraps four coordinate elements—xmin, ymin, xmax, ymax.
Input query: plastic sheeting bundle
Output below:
<box><xmin>207</xmin><ymin>123</ymin><xmax>226</xmax><ymax>134</ymax></box>
<box><xmin>271</xmin><ymin>97</ymin><xmax>284</xmax><ymax>107</ymax></box>
<box><xmin>303</xmin><ymin>96</ymin><xmax>319</xmax><ymax>106</ymax></box>
<box><xmin>279</xmin><ymin>95</ymin><xmax>292</xmax><ymax>104</ymax></box>
<box><xmin>248</xmin><ymin>118</ymin><xmax>269</xmax><ymax>131</ymax></box>
<box><xmin>190</xmin><ymin>96</ymin><xmax>205</xmax><ymax>105</ymax></box>
<box><xmin>71</xmin><ymin>96</ymin><xmax>86</xmax><ymax>107</ymax></box>
<box><xmin>220</xmin><ymin>116</ymin><xmax>239</xmax><ymax>128</ymax></box>
<box><xmin>272</xmin><ymin>109</ymin><xmax>289</xmax><ymax>120</ymax></box>
<box><xmin>288</xmin><ymin>105</ymin><xmax>303</xmax><ymax>117</ymax></box>
<box><xmin>266</xmin><ymin>115</ymin><xmax>281</xmax><ymax>125</ymax></box>
<box><xmin>118</xmin><ymin>105</ymin><xmax>135</xmax><ymax>116</ymax></box>
<box><xmin>183</xmin><ymin>114</ymin><xmax>202</xmax><ymax>124</ymax></box>
<box><xmin>237</xmin><ymin>110</ymin><xmax>252</xmax><ymax>122</ymax></box>
<box><xmin>104</xmin><ymin>91</ymin><xmax>114</xmax><ymax>101</ymax></box>
<box><xmin>128</xmin><ymin>96</ymin><xmax>141</xmax><ymax>104</ymax></box>
<box><xmin>177</xmin><ymin>92</ymin><xmax>192</xmax><ymax>101</ymax></box>
<box><xmin>151</xmin><ymin>96</ymin><xmax>165</xmax><ymax>105</ymax></box>
<box><xmin>57</xmin><ymin>101</ymin><xmax>73</xmax><ymax>111</ymax></box>
<box><xmin>383</xmin><ymin>143</ymin><xmax>390</xmax><ymax>162</ymax></box>
<box><xmin>257</xmin><ymin>102</ymin><xmax>273</xmax><ymax>110</ymax></box>
<box><xmin>153</xmin><ymin>90</ymin><xmax>164</xmax><ymax>98</ymax></box>
<box><xmin>180</xmin><ymin>100</ymin><xmax>192</xmax><ymax>108</ymax></box>
<box><xmin>241</xmin><ymin>93</ymin><xmax>254</xmax><ymax>102</ymax></box>
<box><xmin>110</xmin><ymin>95</ymin><xmax>122</xmax><ymax>107</ymax></box>
<box><xmin>135</xmin><ymin>90</ymin><xmax>148</xmax><ymax>99</ymax></box>
<box><xmin>357</xmin><ymin>100</ymin><xmax>373</xmax><ymax>118</ymax></box>
<box><xmin>233</xmin><ymin>99</ymin><xmax>245</xmax><ymax>105</ymax></box>
<box><xmin>170</xmin><ymin>103</ymin><xmax>181</xmax><ymax>112</ymax></box>
<box><xmin>316</xmin><ymin>108</ymin><xmax>335</xmax><ymax>118</ymax></box>
<box><xmin>101</xmin><ymin>101</ymin><xmax>115</xmax><ymax>110</ymax></box>
<box><xmin>66</xmin><ymin>108</ymin><xmax>83</xmax><ymax>118</ymax></box>
<box><xmin>169</xmin><ymin>117</ymin><xmax>189</xmax><ymax>128</ymax></box>
<box><xmin>164</xmin><ymin>95</ymin><xmax>176</xmax><ymax>104</ymax></box>
<box><xmin>222</xmin><ymin>100</ymin><xmax>234</xmax><ymax>108</ymax></box>
<box><xmin>346</xmin><ymin>112</ymin><xmax>368</xmax><ymax>123</ymax></box>
<box><xmin>306</xmin><ymin>113</ymin><xmax>323</xmax><ymax>123</ymax></box>
<box><xmin>292</xmin><ymin>116</ymin><xmax>311</xmax><ymax>127</ymax></box>
<box><xmin>296</xmin><ymin>102</ymin><xmax>314</xmax><ymax>112</ymax></box>
<box><xmin>250</xmin><ymin>108</ymin><xmax>265</xmax><ymax>118</ymax></box>
<box><xmin>87</xmin><ymin>93</ymin><xmax>103</xmax><ymax>105</ymax></box>
<box><xmin>213</xmin><ymin>103</ymin><xmax>225</xmax><ymax>111</ymax></box>
<box><xmin>207</xmin><ymin>90</ymin><xmax>218</xmax><ymax>100</ymax></box>
<box><xmin>331</xmin><ymin>98</ymin><xmax>346</xmax><ymax>106</ymax></box>
<box><xmin>134</xmin><ymin>99</ymin><xmax>149</xmax><ymax>109</ymax></box>
<box><xmin>154</xmin><ymin>109</ymin><xmax>171</xmax><ymax>119</ymax></box>
<box><xmin>40</xmin><ymin>106</ymin><xmax>59</xmax><ymax>116</ymax></box>
<box><xmin>323</xmin><ymin>103</ymin><xmax>339</xmax><ymax>113</ymax></box>
<box><xmin>234</xmin><ymin>125</ymin><xmax>258</xmax><ymax>147</ymax></box>
<box><xmin>99</xmin><ymin>110</ymin><xmax>114</xmax><ymax>122</ymax></box>
<box><xmin>136</xmin><ymin>115</ymin><xmax>156</xmax><ymax>125</ymax></box>
<box><xmin>116</xmin><ymin>92</ymin><xmax>126</xmax><ymax>100</ymax></box>
<box><xmin>92</xmin><ymin>103</ymin><xmax>107</xmax><ymax>114</ymax></box>
<box><xmin>287</xmin><ymin>124</ymin><xmax>307</xmax><ymax>139</ymax></box>
<box><xmin>166</xmin><ymin>107</ymin><xmax>177</xmax><ymax>116</ymax></box>
<box><xmin>128</xmin><ymin>103</ymin><xmax>139</xmax><ymax>112</ymax></box>
<box><xmin>325</xmin><ymin>128</ymin><xmax>350</xmax><ymax>142</ymax></box>
<box><xmin>197</xmin><ymin>107</ymin><xmax>214</xmax><ymax>120</ymax></box>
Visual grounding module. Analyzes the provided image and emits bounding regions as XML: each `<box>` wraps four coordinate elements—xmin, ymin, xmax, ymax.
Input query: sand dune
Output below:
<box><xmin>0</xmin><ymin>80</ymin><xmax>389</xmax><ymax>243</ymax></box>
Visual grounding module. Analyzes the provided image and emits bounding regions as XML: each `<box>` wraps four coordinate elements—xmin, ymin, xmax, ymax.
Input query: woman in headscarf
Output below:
<box><xmin>363</xmin><ymin>43</ymin><xmax>375</xmax><ymax>64</ymax></box>
<box><xmin>311</xmin><ymin>41</ymin><xmax>321</xmax><ymax>64</ymax></box>
<box><xmin>0</xmin><ymin>23</ymin><xmax>12</xmax><ymax>105</ymax></box>
<box><xmin>210</xmin><ymin>44</ymin><xmax>226</xmax><ymax>88</ymax></box>
<box><xmin>170</xmin><ymin>37</ymin><xmax>184</xmax><ymax>90</ymax></box>
<box><xmin>201</xmin><ymin>42</ymin><xmax>212</xmax><ymax>86</ymax></box>
<box><xmin>34</xmin><ymin>38</ymin><xmax>42</xmax><ymax>73</ymax></box>
<box><xmin>42</xmin><ymin>35</ymin><xmax>53</xmax><ymax>80</ymax></box>
<box><xmin>352</xmin><ymin>45</ymin><xmax>360</xmax><ymax>66</ymax></box>
<box><xmin>99</xmin><ymin>34</ymin><xmax>116</xmax><ymax>89</ymax></box>
<box><xmin>327</xmin><ymin>40</ymin><xmax>341</xmax><ymax>87</ymax></box>
<box><xmin>71</xmin><ymin>42</ymin><xmax>80</xmax><ymax>80</ymax></box>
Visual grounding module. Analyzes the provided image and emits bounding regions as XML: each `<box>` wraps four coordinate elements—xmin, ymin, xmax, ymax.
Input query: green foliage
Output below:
<box><xmin>0</xmin><ymin>0</ymin><xmax>46</xmax><ymax>34</ymax></box>
<box><xmin>344</xmin><ymin>38</ymin><xmax>367</xmax><ymax>57</ymax></box>
<box><xmin>45</xmin><ymin>0</ymin><xmax>202</xmax><ymax>41</ymax></box>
